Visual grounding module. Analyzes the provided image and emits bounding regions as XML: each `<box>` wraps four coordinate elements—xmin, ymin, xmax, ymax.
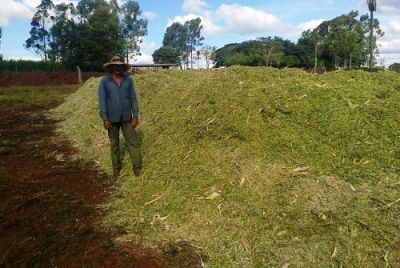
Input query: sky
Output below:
<box><xmin>1</xmin><ymin>0</ymin><xmax>400</xmax><ymax>66</ymax></box>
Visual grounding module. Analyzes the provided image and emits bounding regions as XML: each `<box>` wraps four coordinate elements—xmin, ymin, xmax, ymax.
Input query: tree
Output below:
<box><xmin>76</xmin><ymin>0</ymin><xmax>105</xmax><ymax>22</ymax></box>
<box><xmin>297</xmin><ymin>11</ymin><xmax>383</xmax><ymax>69</ymax></box>
<box><xmin>83</xmin><ymin>2</ymin><xmax>124</xmax><ymax>70</ymax></box>
<box><xmin>24</xmin><ymin>0</ymin><xmax>147</xmax><ymax>71</ymax></box>
<box><xmin>162</xmin><ymin>18</ymin><xmax>204</xmax><ymax>69</ymax></box>
<box><xmin>367</xmin><ymin>0</ymin><xmax>377</xmax><ymax>69</ymax></box>
<box><xmin>389</xmin><ymin>63</ymin><xmax>400</xmax><ymax>72</ymax></box>
<box><xmin>321</xmin><ymin>11</ymin><xmax>367</xmax><ymax>69</ymax></box>
<box><xmin>259</xmin><ymin>37</ymin><xmax>285</xmax><ymax>67</ymax></box>
<box><xmin>120</xmin><ymin>0</ymin><xmax>148</xmax><ymax>63</ymax></box>
<box><xmin>212</xmin><ymin>37</ymin><xmax>297</xmax><ymax>68</ymax></box>
<box><xmin>24</xmin><ymin>0</ymin><xmax>54</xmax><ymax>60</ymax></box>
<box><xmin>297</xmin><ymin>29</ymin><xmax>321</xmax><ymax>68</ymax></box>
<box><xmin>224</xmin><ymin>52</ymin><xmax>264</xmax><ymax>67</ymax></box>
<box><xmin>211</xmin><ymin>43</ymin><xmax>237</xmax><ymax>66</ymax></box>
<box><xmin>48</xmin><ymin>3</ymin><xmax>82</xmax><ymax>66</ymax></box>
<box><xmin>201</xmin><ymin>45</ymin><xmax>216</xmax><ymax>69</ymax></box>
<box><xmin>195</xmin><ymin>50</ymin><xmax>201</xmax><ymax>69</ymax></box>
<box><xmin>163</xmin><ymin>22</ymin><xmax>189</xmax><ymax>67</ymax></box>
<box><xmin>360</xmin><ymin>14</ymin><xmax>384</xmax><ymax>69</ymax></box>
<box><xmin>0</xmin><ymin>27</ymin><xmax>3</xmax><ymax>60</ymax></box>
<box><xmin>185</xmin><ymin>18</ymin><xmax>204</xmax><ymax>69</ymax></box>
<box><xmin>152</xmin><ymin>46</ymin><xmax>180</xmax><ymax>64</ymax></box>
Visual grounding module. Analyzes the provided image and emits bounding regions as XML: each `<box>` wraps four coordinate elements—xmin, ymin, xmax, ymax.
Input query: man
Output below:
<box><xmin>98</xmin><ymin>56</ymin><xmax>142</xmax><ymax>178</ymax></box>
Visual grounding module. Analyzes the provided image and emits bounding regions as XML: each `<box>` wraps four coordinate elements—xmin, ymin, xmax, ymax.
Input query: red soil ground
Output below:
<box><xmin>0</xmin><ymin>71</ymin><xmax>102</xmax><ymax>87</ymax></box>
<box><xmin>0</xmin><ymin>104</ymin><xmax>166</xmax><ymax>267</ymax></box>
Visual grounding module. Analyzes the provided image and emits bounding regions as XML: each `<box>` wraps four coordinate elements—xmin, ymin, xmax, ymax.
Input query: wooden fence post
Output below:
<box><xmin>77</xmin><ymin>66</ymin><xmax>82</xmax><ymax>84</ymax></box>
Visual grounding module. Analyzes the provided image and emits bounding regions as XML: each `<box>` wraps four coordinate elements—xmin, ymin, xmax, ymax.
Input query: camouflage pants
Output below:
<box><xmin>107</xmin><ymin>121</ymin><xmax>142</xmax><ymax>175</ymax></box>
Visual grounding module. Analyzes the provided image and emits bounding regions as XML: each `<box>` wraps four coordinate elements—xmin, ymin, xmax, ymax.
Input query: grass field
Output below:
<box><xmin>0</xmin><ymin>85</ymin><xmax>79</xmax><ymax>107</ymax></box>
<box><xmin>51</xmin><ymin>67</ymin><xmax>400</xmax><ymax>267</ymax></box>
<box><xmin>0</xmin><ymin>85</ymin><xmax>78</xmax><ymax>155</ymax></box>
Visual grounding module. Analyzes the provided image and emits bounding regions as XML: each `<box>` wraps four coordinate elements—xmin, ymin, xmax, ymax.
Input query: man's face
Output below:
<box><xmin>112</xmin><ymin>65</ymin><xmax>125</xmax><ymax>76</ymax></box>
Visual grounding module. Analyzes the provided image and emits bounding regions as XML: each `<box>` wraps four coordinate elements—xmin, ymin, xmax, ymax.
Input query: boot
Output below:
<box><xmin>113</xmin><ymin>168</ymin><xmax>120</xmax><ymax>178</ymax></box>
<box><xmin>133</xmin><ymin>168</ymin><xmax>141</xmax><ymax>177</ymax></box>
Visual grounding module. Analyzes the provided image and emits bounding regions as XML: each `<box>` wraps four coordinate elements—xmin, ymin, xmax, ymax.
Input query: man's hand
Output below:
<box><xmin>103</xmin><ymin>120</ymin><xmax>112</xmax><ymax>130</ymax></box>
<box><xmin>131</xmin><ymin>117</ymin><xmax>139</xmax><ymax>128</ymax></box>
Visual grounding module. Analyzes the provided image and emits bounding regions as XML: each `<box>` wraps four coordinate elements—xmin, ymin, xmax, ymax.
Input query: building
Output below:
<box><xmin>129</xmin><ymin>64</ymin><xmax>179</xmax><ymax>73</ymax></box>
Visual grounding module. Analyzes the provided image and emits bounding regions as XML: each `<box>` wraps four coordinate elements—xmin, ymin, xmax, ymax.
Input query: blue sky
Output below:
<box><xmin>1</xmin><ymin>0</ymin><xmax>400</xmax><ymax>66</ymax></box>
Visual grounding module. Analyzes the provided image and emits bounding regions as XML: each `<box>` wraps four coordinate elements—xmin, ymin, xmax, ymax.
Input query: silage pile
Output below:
<box><xmin>51</xmin><ymin>67</ymin><xmax>400</xmax><ymax>267</ymax></box>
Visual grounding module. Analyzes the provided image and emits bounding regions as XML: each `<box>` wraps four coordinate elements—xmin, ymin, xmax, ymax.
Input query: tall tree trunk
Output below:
<box><xmin>190</xmin><ymin>40</ymin><xmax>193</xmax><ymax>69</ymax></box>
<box><xmin>265</xmin><ymin>48</ymin><xmax>268</xmax><ymax>66</ymax></box>
<box><xmin>369</xmin><ymin>10</ymin><xmax>374</xmax><ymax>69</ymax></box>
<box><xmin>43</xmin><ymin>16</ymin><xmax>47</xmax><ymax>61</ymax></box>
<box><xmin>349</xmin><ymin>53</ymin><xmax>352</xmax><ymax>70</ymax></box>
<box><xmin>314</xmin><ymin>43</ymin><xmax>318</xmax><ymax>73</ymax></box>
<box><xmin>125</xmin><ymin>35</ymin><xmax>129</xmax><ymax>63</ymax></box>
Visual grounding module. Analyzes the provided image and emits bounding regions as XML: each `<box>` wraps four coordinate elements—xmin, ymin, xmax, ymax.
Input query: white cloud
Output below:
<box><xmin>277</xmin><ymin>18</ymin><xmax>324</xmax><ymax>39</ymax></box>
<box><xmin>377</xmin><ymin>16</ymin><xmax>400</xmax><ymax>65</ymax></box>
<box><xmin>143</xmin><ymin>11</ymin><xmax>158</xmax><ymax>20</ymax></box>
<box><xmin>4</xmin><ymin>55</ymin><xmax>41</xmax><ymax>61</ymax></box>
<box><xmin>168</xmin><ymin>13</ymin><xmax>225</xmax><ymax>37</ymax></box>
<box><xmin>169</xmin><ymin>3</ymin><xmax>321</xmax><ymax>39</ymax></box>
<box><xmin>379</xmin><ymin>0</ymin><xmax>400</xmax><ymax>14</ymax></box>
<box><xmin>140</xmin><ymin>40</ymin><xmax>158</xmax><ymax>52</ymax></box>
<box><xmin>215</xmin><ymin>4</ymin><xmax>280</xmax><ymax>35</ymax></box>
<box><xmin>132</xmin><ymin>53</ymin><xmax>153</xmax><ymax>64</ymax></box>
<box><xmin>297</xmin><ymin>19</ymin><xmax>324</xmax><ymax>33</ymax></box>
<box><xmin>182</xmin><ymin>0</ymin><xmax>208</xmax><ymax>14</ymax></box>
<box><xmin>0</xmin><ymin>0</ymin><xmax>80</xmax><ymax>26</ymax></box>
<box><xmin>127</xmin><ymin>39</ymin><xmax>158</xmax><ymax>64</ymax></box>
<box><xmin>379</xmin><ymin>53</ymin><xmax>400</xmax><ymax>66</ymax></box>
<box><xmin>386</xmin><ymin>19</ymin><xmax>400</xmax><ymax>34</ymax></box>
<box><xmin>0</xmin><ymin>0</ymin><xmax>35</xmax><ymax>26</ymax></box>
<box><xmin>380</xmin><ymin>39</ymin><xmax>400</xmax><ymax>54</ymax></box>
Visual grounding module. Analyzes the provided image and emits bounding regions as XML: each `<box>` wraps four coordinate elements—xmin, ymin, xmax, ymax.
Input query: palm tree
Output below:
<box><xmin>0</xmin><ymin>27</ymin><xmax>2</xmax><ymax>60</ymax></box>
<box><xmin>367</xmin><ymin>0</ymin><xmax>376</xmax><ymax>69</ymax></box>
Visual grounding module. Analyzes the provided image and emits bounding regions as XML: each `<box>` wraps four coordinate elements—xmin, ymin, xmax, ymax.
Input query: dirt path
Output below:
<box><xmin>0</xmin><ymin>105</ymin><xmax>163</xmax><ymax>267</ymax></box>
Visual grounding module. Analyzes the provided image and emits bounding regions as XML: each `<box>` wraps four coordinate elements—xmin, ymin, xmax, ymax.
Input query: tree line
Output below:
<box><xmin>0</xmin><ymin>1</ymin><xmax>399</xmax><ymax>72</ymax></box>
<box><xmin>212</xmin><ymin>11</ymin><xmax>386</xmax><ymax>70</ymax></box>
<box><xmin>17</xmin><ymin>0</ymin><xmax>210</xmax><ymax>71</ymax></box>
<box><xmin>23</xmin><ymin>0</ymin><xmax>147</xmax><ymax>71</ymax></box>
<box><xmin>151</xmin><ymin>18</ymin><xmax>216</xmax><ymax>69</ymax></box>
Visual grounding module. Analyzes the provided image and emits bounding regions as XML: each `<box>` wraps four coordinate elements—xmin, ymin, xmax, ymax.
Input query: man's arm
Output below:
<box><xmin>128</xmin><ymin>78</ymin><xmax>139</xmax><ymax>118</ymax></box>
<box><xmin>98</xmin><ymin>78</ymin><xmax>111</xmax><ymax>129</ymax></box>
<box><xmin>128</xmin><ymin>77</ymin><xmax>139</xmax><ymax>128</ymax></box>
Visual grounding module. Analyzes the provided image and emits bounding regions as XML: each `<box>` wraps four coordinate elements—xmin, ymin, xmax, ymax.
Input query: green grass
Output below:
<box><xmin>0</xmin><ymin>85</ymin><xmax>78</xmax><ymax>155</ymax></box>
<box><xmin>51</xmin><ymin>67</ymin><xmax>400</xmax><ymax>267</ymax></box>
<box><xmin>0</xmin><ymin>85</ymin><xmax>79</xmax><ymax>107</ymax></box>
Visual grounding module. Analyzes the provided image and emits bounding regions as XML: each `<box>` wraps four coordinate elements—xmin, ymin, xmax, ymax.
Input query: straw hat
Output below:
<box><xmin>103</xmin><ymin>56</ymin><xmax>130</xmax><ymax>72</ymax></box>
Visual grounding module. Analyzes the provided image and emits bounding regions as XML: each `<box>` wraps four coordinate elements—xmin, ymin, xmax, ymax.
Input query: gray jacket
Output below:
<box><xmin>98</xmin><ymin>74</ymin><xmax>139</xmax><ymax>123</ymax></box>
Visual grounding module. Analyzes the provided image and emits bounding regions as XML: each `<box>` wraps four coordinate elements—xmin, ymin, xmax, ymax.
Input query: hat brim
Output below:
<box><xmin>103</xmin><ymin>62</ymin><xmax>130</xmax><ymax>73</ymax></box>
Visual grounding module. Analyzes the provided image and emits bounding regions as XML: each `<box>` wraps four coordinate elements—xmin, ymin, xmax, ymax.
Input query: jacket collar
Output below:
<box><xmin>105</xmin><ymin>73</ymin><xmax>129</xmax><ymax>81</ymax></box>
